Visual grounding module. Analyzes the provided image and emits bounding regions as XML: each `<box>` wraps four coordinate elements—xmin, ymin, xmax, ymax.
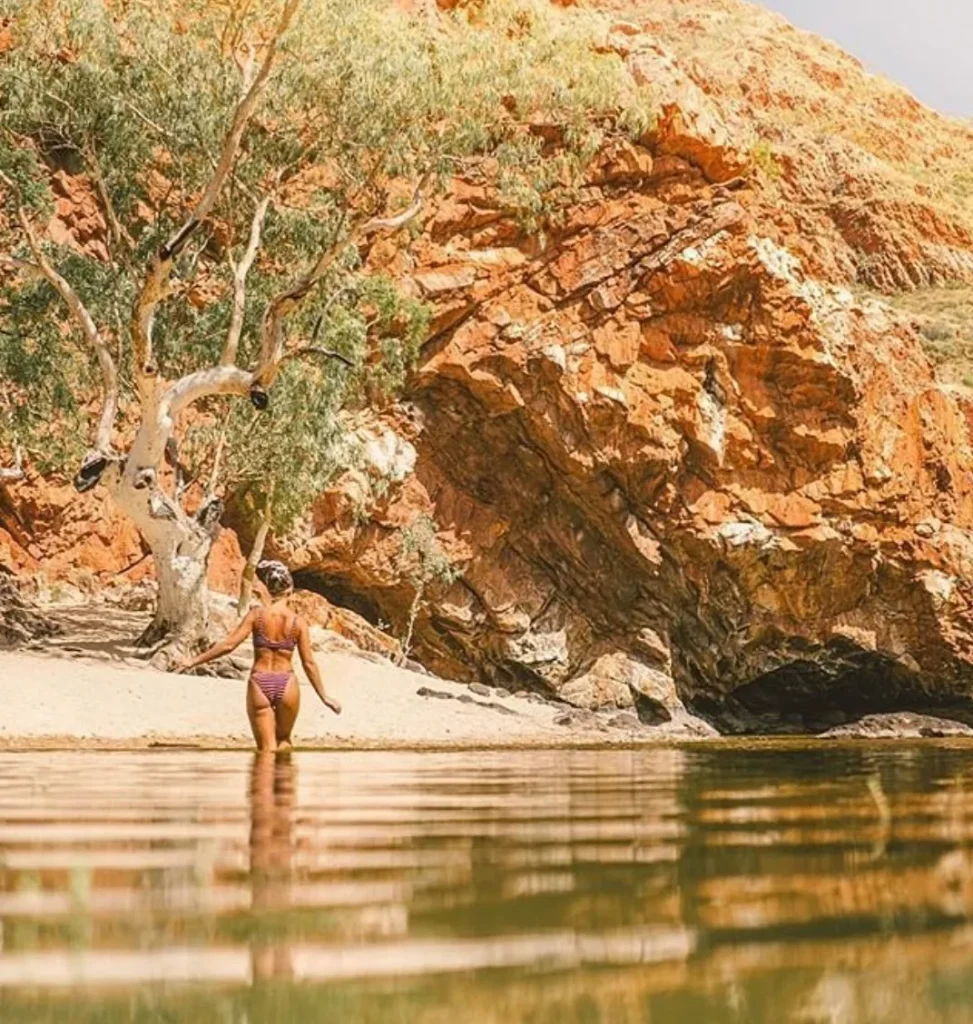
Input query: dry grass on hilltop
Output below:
<box><xmin>879</xmin><ymin>287</ymin><xmax>973</xmax><ymax>386</ymax></box>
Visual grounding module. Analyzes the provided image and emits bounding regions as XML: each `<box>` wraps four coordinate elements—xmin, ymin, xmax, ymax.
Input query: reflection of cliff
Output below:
<box><xmin>283</xmin><ymin>933</ymin><xmax>973</xmax><ymax>1024</ymax></box>
<box><xmin>4</xmin><ymin>748</ymin><xmax>973</xmax><ymax>1022</ymax></box>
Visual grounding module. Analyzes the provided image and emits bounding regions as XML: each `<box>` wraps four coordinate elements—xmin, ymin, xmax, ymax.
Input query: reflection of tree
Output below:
<box><xmin>249</xmin><ymin>751</ymin><xmax>296</xmax><ymax>985</ymax></box>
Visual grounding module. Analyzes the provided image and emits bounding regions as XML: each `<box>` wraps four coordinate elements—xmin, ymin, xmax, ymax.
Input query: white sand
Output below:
<box><xmin>0</xmin><ymin>647</ymin><xmax>610</xmax><ymax>749</ymax></box>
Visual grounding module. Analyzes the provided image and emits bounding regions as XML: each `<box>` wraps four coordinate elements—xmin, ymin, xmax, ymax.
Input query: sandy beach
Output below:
<box><xmin>0</xmin><ymin>638</ymin><xmax>636</xmax><ymax>750</ymax></box>
<box><xmin>5</xmin><ymin>606</ymin><xmax>972</xmax><ymax>748</ymax></box>
<box><xmin>0</xmin><ymin>603</ymin><xmax>698</xmax><ymax>750</ymax></box>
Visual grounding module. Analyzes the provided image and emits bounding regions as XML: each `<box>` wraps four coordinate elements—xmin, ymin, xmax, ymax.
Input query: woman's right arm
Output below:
<box><xmin>175</xmin><ymin>611</ymin><xmax>255</xmax><ymax>674</ymax></box>
<box><xmin>297</xmin><ymin>620</ymin><xmax>341</xmax><ymax>714</ymax></box>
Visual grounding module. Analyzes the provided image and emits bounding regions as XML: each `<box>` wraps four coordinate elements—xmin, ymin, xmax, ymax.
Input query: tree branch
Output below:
<box><xmin>222</xmin><ymin>195</ymin><xmax>270</xmax><ymax>366</ymax></box>
<box><xmin>121</xmin><ymin>99</ymin><xmax>174</xmax><ymax>141</ymax></box>
<box><xmin>360</xmin><ymin>179</ymin><xmax>428</xmax><ymax>236</ymax></box>
<box><xmin>13</xmin><ymin>205</ymin><xmax>118</xmax><ymax>453</ymax></box>
<box><xmin>237</xmin><ymin>42</ymin><xmax>258</xmax><ymax>98</ymax></box>
<box><xmin>83</xmin><ymin>141</ymin><xmax>132</xmax><ymax>259</ymax></box>
<box><xmin>277</xmin><ymin>345</ymin><xmax>355</xmax><ymax>369</ymax></box>
<box><xmin>164</xmin><ymin>365</ymin><xmax>254</xmax><ymax>419</ymax></box>
<box><xmin>253</xmin><ymin>173</ymin><xmax>429</xmax><ymax>383</ymax></box>
<box><xmin>221</xmin><ymin>0</ymin><xmax>257</xmax><ymax>60</ymax></box>
<box><xmin>0</xmin><ymin>254</ymin><xmax>41</xmax><ymax>276</ymax></box>
<box><xmin>206</xmin><ymin>411</ymin><xmax>231</xmax><ymax>498</ymax></box>
<box><xmin>238</xmin><ymin>478</ymin><xmax>274</xmax><ymax>613</ymax></box>
<box><xmin>131</xmin><ymin>0</ymin><xmax>301</xmax><ymax>392</ymax></box>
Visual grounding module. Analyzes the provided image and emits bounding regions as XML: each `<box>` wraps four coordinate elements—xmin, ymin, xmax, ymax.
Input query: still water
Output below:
<box><xmin>2</xmin><ymin>746</ymin><xmax>973</xmax><ymax>1022</ymax></box>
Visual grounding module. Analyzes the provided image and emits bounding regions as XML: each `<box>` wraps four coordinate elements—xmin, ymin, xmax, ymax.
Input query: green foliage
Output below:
<box><xmin>0</xmin><ymin>269</ymin><xmax>96</xmax><ymax>470</ymax></box>
<box><xmin>186</xmin><ymin>276</ymin><xmax>428</xmax><ymax>536</ymax></box>
<box><xmin>0</xmin><ymin>144</ymin><xmax>50</xmax><ymax>212</ymax></box>
<box><xmin>949</xmin><ymin>169</ymin><xmax>973</xmax><ymax>209</ymax></box>
<box><xmin>0</xmin><ymin>0</ymin><xmax>653</xmax><ymax>532</ymax></box>
<box><xmin>208</xmin><ymin>365</ymin><xmax>347</xmax><ymax>537</ymax></box>
<box><xmin>398</xmin><ymin>513</ymin><xmax>462</xmax><ymax>655</ymax></box>
<box><xmin>750</xmin><ymin>139</ymin><xmax>782</xmax><ymax>181</ymax></box>
<box><xmin>400</xmin><ymin>514</ymin><xmax>462</xmax><ymax>593</ymax></box>
<box><xmin>919</xmin><ymin>322</ymin><xmax>954</xmax><ymax>345</ymax></box>
<box><xmin>880</xmin><ymin>284</ymin><xmax>973</xmax><ymax>386</ymax></box>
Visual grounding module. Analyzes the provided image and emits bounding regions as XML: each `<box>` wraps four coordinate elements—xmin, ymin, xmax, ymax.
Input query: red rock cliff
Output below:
<box><xmin>276</xmin><ymin>3</ymin><xmax>973</xmax><ymax>722</ymax></box>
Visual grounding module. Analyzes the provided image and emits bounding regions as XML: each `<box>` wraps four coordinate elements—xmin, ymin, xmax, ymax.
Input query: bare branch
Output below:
<box><xmin>222</xmin><ymin>195</ymin><xmax>270</xmax><ymax>366</ymax></box>
<box><xmin>14</xmin><ymin>206</ymin><xmax>118</xmax><ymax>453</ymax></box>
<box><xmin>0</xmin><ymin>254</ymin><xmax>42</xmax><ymax>276</ymax></box>
<box><xmin>0</xmin><ymin>445</ymin><xmax>24</xmax><ymax>483</ymax></box>
<box><xmin>256</xmin><ymin>243</ymin><xmax>338</xmax><ymax>375</ymax></box>
<box><xmin>360</xmin><ymin>178</ymin><xmax>428</xmax><ymax>236</ymax></box>
<box><xmin>278</xmin><ymin>345</ymin><xmax>355</xmax><ymax>369</ymax></box>
<box><xmin>168</xmin><ymin>0</ymin><xmax>299</xmax><ymax>255</ymax></box>
<box><xmin>84</xmin><ymin>141</ymin><xmax>132</xmax><ymax>259</ymax></box>
<box><xmin>206</xmin><ymin>412</ymin><xmax>231</xmax><ymax>498</ymax></box>
<box><xmin>237</xmin><ymin>477</ymin><xmax>274</xmax><ymax>613</ymax></box>
<box><xmin>121</xmin><ymin>99</ymin><xmax>173</xmax><ymax>141</ymax></box>
<box><xmin>237</xmin><ymin>42</ymin><xmax>258</xmax><ymax>98</ymax></box>
<box><xmin>254</xmin><ymin>174</ymin><xmax>429</xmax><ymax>383</ymax></box>
<box><xmin>131</xmin><ymin>0</ymin><xmax>302</xmax><ymax>390</ymax></box>
<box><xmin>164</xmin><ymin>365</ymin><xmax>253</xmax><ymax>419</ymax></box>
<box><xmin>221</xmin><ymin>0</ymin><xmax>257</xmax><ymax>59</ymax></box>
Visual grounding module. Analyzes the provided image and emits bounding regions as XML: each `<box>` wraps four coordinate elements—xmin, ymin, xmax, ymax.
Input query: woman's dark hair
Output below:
<box><xmin>256</xmin><ymin>560</ymin><xmax>293</xmax><ymax>597</ymax></box>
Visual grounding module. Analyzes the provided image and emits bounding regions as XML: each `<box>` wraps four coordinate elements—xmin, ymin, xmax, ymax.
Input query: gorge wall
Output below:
<box><xmin>7</xmin><ymin>0</ymin><xmax>973</xmax><ymax>728</ymax></box>
<box><xmin>275</xmin><ymin>3</ymin><xmax>973</xmax><ymax>725</ymax></box>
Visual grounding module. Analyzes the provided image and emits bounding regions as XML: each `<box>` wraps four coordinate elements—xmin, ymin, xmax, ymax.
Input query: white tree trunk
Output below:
<box><xmin>99</xmin><ymin>399</ymin><xmax>229</xmax><ymax>663</ymax></box>
<box><xmin>107</xmin><ymin>472</ymin><xmax>215</xmax><ymax>656</ymax></box>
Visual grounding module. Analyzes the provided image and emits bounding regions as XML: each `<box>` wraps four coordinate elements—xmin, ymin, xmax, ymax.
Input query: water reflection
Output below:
<box><xmin>2</xmin><ymin>745</ymin><xmax>973</xmax><ymax>1021</ymax></box>
<box><xmin>249</xmin><ymin>752</ymin><xmax>295</xmax><ymax>985</ymax></box>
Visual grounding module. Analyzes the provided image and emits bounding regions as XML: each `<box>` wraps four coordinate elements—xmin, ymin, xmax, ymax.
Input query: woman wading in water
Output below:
<box><xmin>177</xmin><ymin>561</ymin><xmax>341</xmax><ymax>750</ymax></box>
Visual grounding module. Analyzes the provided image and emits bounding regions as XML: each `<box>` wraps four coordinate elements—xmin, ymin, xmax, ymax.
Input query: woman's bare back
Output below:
<box><xmin>251</xmin><ymin>603</ymin><xmax>300</xmax><ymax>674</ymax></box>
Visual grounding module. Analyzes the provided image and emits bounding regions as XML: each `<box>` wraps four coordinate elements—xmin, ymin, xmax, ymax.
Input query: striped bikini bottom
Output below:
<box><xmin>252</xmin><ymin>671</ymin><xmax>292</xmax><ymax>710</ymax></box>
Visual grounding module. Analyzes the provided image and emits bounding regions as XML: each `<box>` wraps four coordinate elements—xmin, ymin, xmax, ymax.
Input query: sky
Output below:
<box><xmin>753</xmin><ymin>0</ymin><xmax>973</xmax><ymax>117</ymax></box>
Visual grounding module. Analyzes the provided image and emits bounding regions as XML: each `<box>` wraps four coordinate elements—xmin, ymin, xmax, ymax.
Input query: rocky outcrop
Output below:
<box><xmin>407</xmin><ymin>0</ymin><xmax>973</xmax><ymax>294</ymax></box>
<box><xmin>600</xmin><ymin>0</ymin><xmax>973</xmax><ymax>292</ymax></box>
<box><xmin>0</xmin><ymin>468</ymin><xmax>244</xmax><ymax>597</ymax></box>
<box><xmin>0</xmin><ymin>565</ymin><xmax>59</xmax><ymax>647</ymax></box>
<box><xmin>283</xmin><ymin>12</ymin><xmax>973</xmax><ymax>724</ymax></box>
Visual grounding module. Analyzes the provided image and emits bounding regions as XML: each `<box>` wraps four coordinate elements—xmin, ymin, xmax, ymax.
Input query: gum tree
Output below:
<box><xmin>0</xmin><ymin>0</ymin><xmax>653</xmax><ymax>663</ymax></box>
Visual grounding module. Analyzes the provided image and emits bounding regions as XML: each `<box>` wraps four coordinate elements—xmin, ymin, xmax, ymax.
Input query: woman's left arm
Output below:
<box><xmin>175</xmin><ymin>611</ymin><xmax>255</xmax><ymax>674</ymax></box>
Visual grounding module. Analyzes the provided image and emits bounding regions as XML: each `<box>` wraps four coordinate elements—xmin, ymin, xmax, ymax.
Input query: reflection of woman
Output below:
<box><xmin>177</xmin><ymin>560</ymin><xmax>341</xmax><ymax>751</ymax></box>
<box><xmin>249</xmin><ymin>751</ymin><xmax>295</xmax><ymax>984</ymax></box>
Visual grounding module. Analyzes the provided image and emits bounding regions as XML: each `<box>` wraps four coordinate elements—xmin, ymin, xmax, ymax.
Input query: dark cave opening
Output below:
<box><xmin>733</xmin><ymin>651</ymin><xmax>926</xmax><ymax>718</ymax></box>
<box><xmin>290</xmin><ymin>570</ymin><xmax>383</xmax><ymax>627</ymax></box>
<box><xmin>705</xmin><ymin>641</ymin><xmax>971</xmax><ymax>734</ymax></box>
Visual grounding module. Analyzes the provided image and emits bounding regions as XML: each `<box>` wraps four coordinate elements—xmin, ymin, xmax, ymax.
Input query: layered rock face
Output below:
<box><xmin>0</xmin><ymin>565</ymin><xmax>60</xmax><ymax>647</ymax></box>
<box><xmin>286</xmin><ymin>8</ymin><xmax>973</xmax><ymax>723</ymax></box>
<box><xmin>577</xmin><ymin>0</ymin><xmax>973</xmax><ymax>292</ymax></box>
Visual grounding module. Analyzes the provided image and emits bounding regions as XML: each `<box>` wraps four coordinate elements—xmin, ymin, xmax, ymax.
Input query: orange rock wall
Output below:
<box><xmin>279</xmin><ymin>15</ymin><xmax>973</xmax><ymax>710</ymax></box>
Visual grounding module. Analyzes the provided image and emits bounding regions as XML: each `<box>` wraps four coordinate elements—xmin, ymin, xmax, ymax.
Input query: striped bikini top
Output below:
<box><xmin>253</xmin><ymin>610</ymin><xmax>299</xmax><ymax>653</ymax></box>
